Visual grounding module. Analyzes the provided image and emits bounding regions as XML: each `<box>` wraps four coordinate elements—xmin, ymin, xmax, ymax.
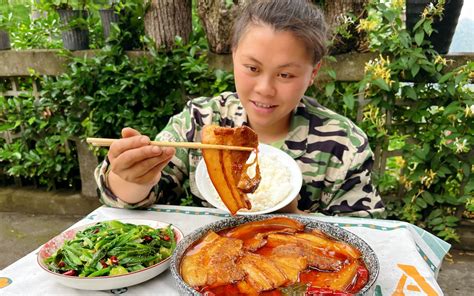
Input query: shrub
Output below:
<box><xmin>312</xmin><ymin>0</ymin><xmax>473</xmax><ymax>241</ymax></box>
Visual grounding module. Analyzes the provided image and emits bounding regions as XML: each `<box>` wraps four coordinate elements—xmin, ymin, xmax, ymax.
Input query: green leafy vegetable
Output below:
<box><xmin>44</xmin><ymin>220</ymin><xmax>177</xmax><ymax>277</ymax></box>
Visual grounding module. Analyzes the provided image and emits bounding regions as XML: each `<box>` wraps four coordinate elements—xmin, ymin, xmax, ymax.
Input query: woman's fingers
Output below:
<box><xmin>111</xmin><ymin>146</ymin><xmax>175</xmax><ymax>185</ymax></box>
<box><xmin>121</xmin><ymin>127</ymin><xmax>141</xmax><ymax>138</ymax></box>
<box><xmin>113</xmin><ymin>145</ymin><xmax>165</xmax><ymax>169</ymax></box>
<box><xmin>108</xmin><ymin>135</ymin><xmax>150</xmax><ymax>160</ymax></box>
<box><xmin>105</xmin><ymin>127</ymin><xmax>176</xmax><ymax>186</ymax></box>
<box><xmin>133</xmin><ymin>148</ymin><xmax>175</xmax><ymax>185</ymax></box>
<box><xmin>108</xmin><ymin>128</ymin><xmax>148</xmax><ymax>160</ymax></box>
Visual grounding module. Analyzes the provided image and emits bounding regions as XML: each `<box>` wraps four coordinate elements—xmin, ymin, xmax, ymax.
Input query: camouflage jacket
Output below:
<box><xmin>95</xmin><ymin>92</ymin><xmax>384</xmax><ymax>217</ymax></box>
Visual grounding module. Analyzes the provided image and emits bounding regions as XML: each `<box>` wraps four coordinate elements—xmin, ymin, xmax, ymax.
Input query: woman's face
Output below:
<box><xmin>232</xmin><ymin>24</ymin><xmax>319</xmax><ymax>137</ymax></box>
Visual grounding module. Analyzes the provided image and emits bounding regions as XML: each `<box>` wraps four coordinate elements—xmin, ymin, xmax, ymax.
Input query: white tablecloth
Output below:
<box><xmin>0</xmin><ymin>205</ymin><xmax>451</xmax><ymax>295</ymax></box>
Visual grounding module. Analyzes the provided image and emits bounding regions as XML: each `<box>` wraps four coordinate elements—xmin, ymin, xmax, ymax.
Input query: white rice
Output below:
<box><xmin>206</xmin><ymin>153</ymin><xmax>292</xmax><ymax>212</ymax></box>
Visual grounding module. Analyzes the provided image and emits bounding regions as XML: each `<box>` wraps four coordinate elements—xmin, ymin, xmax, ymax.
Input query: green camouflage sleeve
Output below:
<box><xmin>152</xmin><ymin>107</ymin><xmax>193</xmax><ymax>205</ymax></box>
<box><xmin>294</xmin><ymin>98</ymin><xmax>384</xmax><ymax>217</ymax></box>
<box><xmin>325</xmin><ymin>140</ymin><xmax>384</xmax><ymax>217</ymax></box>
<box><xmin>94</xmin><ymin>158</ymin><xmax>158</xmax><ymax>209</ymax></box>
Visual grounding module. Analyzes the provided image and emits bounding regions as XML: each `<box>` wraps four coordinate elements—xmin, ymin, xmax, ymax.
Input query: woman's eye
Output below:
<box><xmin>279</xmin><ymin>72</ymin><xmax>293</xmax><ymax>79</ymax></box>
<box><xmin>245</xmin><ymin>65</ymin><xmax>258</xmax><ymax>72</ymax></box>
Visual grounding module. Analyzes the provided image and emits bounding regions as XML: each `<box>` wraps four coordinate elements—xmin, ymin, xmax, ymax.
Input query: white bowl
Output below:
<box><xmin>37</xmin><ymin>219</ymin><xmax>183</xmax><ymax>290</ymax></box>
<box><xmin>196</xmin><ymin>143</ymin><xmax>303</xmax><ymax>215</ymax></box>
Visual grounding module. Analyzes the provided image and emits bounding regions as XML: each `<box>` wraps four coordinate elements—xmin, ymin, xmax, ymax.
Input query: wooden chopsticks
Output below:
<box><xmin>86</xmin><ymin>137</ymin><xmax>254</xmax><ymax>152</ymax></box>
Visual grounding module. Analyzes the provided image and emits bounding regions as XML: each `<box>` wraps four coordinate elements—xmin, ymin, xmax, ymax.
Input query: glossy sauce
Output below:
<box><xmin>183</xmin><ymin>222</ymin><xmax>369</xmax><ymax>296</ymax></box>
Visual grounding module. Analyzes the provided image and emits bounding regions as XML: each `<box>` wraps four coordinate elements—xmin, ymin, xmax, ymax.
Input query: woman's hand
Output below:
<box><xmin>106</xmin><ymin>127</ymin><xmax>175</xmax><ymax>203</ymax></box>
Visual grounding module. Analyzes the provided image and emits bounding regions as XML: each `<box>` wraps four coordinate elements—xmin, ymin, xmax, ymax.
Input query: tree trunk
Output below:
<box><xmin>322</xmin><ymin>0</ymin><xmax>369</xmax><ymax>54</ymax></box>
<box><xmin>144</xmin><ymin>0</ymin><xmax>192</xmax><ymax>50</ymax></box>
<box><xmin>196</xmin><ymin>0</ymin><xmax>250</xmax><ymax>54</ymax></box>
<box><xmin>75</xmin><ymin>139</ymin><xmax>98</xmax><ymax>198</ymax></box>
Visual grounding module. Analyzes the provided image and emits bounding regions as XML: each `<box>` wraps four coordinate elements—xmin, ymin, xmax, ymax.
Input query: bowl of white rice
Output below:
<box><xmin>195</xmin><ymin>143</ymin><xmax>303</xmax><ymax>215</ymax></box>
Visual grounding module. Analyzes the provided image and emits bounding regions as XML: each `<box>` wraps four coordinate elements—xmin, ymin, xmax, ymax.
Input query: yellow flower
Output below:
<box><xmin>357</xmin><ymin>19</ymin><xmax>378</xmax><ymax>33</ymax></box>
<box><xmin>447</xmin><ymin>114</ymin><xmax>458</xmax><ymax>123</ymax></box>
<box><xmin>362</xmin><ymin>105</ymin><xmax>387</xmax><ymax>135</ymax></box>
<box><xmin>427</xmin><ymin>105</ymin><xmax>444</xmax><ymax>115</ymax></box>
<box><xmin>421</xmin><ymin>169</ymin><xmax>437</xmax><ymax>188</ymax></box>
<box><xmin>400</xmin><ymin>175</ymin><xmax>413</xmax><ymax>191</ymax></box>
<box><xmin>428</xmin><ymin>169</ymin><xmax>436</xmax><ymax>179</ymax></box>
<box><xmin>364</xmin><ymin>55</ymin><xmax>394</xmax><ymax>86</ymax></box>
<box><xmin>395</xmin><ymin>156</ymin><xmax>406</xmax><ymax>168</ymax></box>
<box><xmin>454</xmin><ymin>138</ymin><xmax>469</xmax><ymax>154</ymax></box>
<box><xmin>465</xmin><ymin>105</ymin><xmax>474</xmax><ymax>118</ymax></box>
<box><xmin>422</xmin><ymin>1</ymin><xmax>445</xmax><ymax>19</ymax></box>
<box><xmin>421</xmin><ymin>4</ymin><xmax>434</xmax><ymax>18</ymax></box>
<box><xmin>391</xmin><ymin>0</ymin><xmax>405</xmax><ymax>9</ymax></box>
<box><xmin>434</xmin><ymin>55</ymin><xmax>447</xmax><ymax>66</ymax></box>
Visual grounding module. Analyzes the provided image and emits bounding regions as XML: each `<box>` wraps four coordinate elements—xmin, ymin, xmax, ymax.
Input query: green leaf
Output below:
<box><xmin>445</xmin><ymin>216</ymin><xmax>459</xmax><ymax>225</ymax></box>
<box><xmin>414</xmin><ymin>31</ymin><xmax>424</xmax><ymax>46</ymax></box>
<box><xmin>421</xmin><ymin>191</ymin><xmax>435</xmax><ymax>206</ymax></box>
<box><xmin>423</xmin><ymin>20</ymin><xmax>433</xmax><ymax>35</ymax></box>
<box><xmin>325</xmin><ymin>82</ymin><xmax>335</xmax><ymax>97</ymax></box>
<box><xmin>465</xmin><ymin>178</ymin><xmax>474</xmax><ymax>195</ymax></box>
<box><xmin>327</xmin><ymin>70</ymin><xmax>337</xmax><ymax>80</ymax></box>
<box><xmin>414</xmin><ymin>143</ymin><xmax>430</xmax><ymax>160</ymax></box>
<box><xmin>399</xmin><ymin>32</ymin><xmax>411</xmax><ymax>48</ymax></box>
<box><xmin>413</xmin><ymin>19</ymin><xmax>424</xmax><ymax>31</ymax></box>
<box><xmin>372</xmin><ymin>78</ymin><xmax>390</xmax><ymax>91</ymax></box>
<box><xmin>436</xmin><ymin>166</ymin><xmax>451</xmax><ymax>178</ymax></box>
<box><xmin>384</xmin><ymin>10</ymin><xmax>396</xmax><ymax>22</ymax></box>
<box><xmin>429</xmin><ymin>217</ymin><xmax>443</xmax><ymax>226</ymax></box>
<box><xmin>405</xmin><ymin>86</ymin><xmax>417</xmax><ymax>100</ymax></box>
<box><xmin>416</xmin><ymin>198</ymin><xmax>427</xmax><ymax>208</ymax></box>
<box><xmin>428</xmin><ymin>208</ymin><xmax>443</xmax><ymax>219</ymax></box>
<box><xmin>0</xmin><ymin>123</ymin><xmax>16</xmax><ymax>132</ymax></box>
<box><xmin>443</xmin><ymin>102</ymin><xmax>460</xmax><ymax>116</ymax></box>
<box><xmin>411</xmin><ymin>63</ymin><xmax>420</xmax><ymax>77</ymax></box>
<box><xmin>189</xmin><ymin>46</ymin><xmax>197</xmax><ymax>57</ymax></box>
<box><xmin>438</xmin><ymin>72</ymin><xmax>453</xmax><ymax>84</ymax></box>
<box><xmin>343</xmin><ymin>92</ymin><xmax>355</xmax><ymax>110</ymax></box>
<box><xmin>447</xmin><ymin>84</ymin><xmax>455</xmax><ymax>96</ymax></box>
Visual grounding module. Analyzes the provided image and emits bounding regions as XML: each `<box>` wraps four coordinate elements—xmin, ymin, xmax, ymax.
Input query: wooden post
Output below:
<box><xmin>322</xmin><ymin>0</ymin><xmax>369</xmax><ymax>54</ymax></box>
<box><xmin>74</xmin><ymin>139</ymin><xmax>98</xmax><ymax>198</ymax></box>
<box><xmin>196</xmin><ymin>0</ymin><xmax>249</xmax><ymax>54</ymax></box>
<box><xmin>144</xmin><ymin>0</ymin><xmax>192</xmax><ymax>50</ymax></box>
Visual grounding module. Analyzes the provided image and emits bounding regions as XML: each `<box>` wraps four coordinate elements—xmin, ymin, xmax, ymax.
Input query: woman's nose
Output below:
<box><xmin>255</xmin><ymin>75</ymin><xmax>276</xmax><ymax>97</ymax></box>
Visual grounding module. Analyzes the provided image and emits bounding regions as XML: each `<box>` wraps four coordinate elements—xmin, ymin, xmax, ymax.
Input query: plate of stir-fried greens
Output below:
<box><xmin>37</xmin><ymin>219</ymin><xmax>183</xmax><ymax>290</ymax></box>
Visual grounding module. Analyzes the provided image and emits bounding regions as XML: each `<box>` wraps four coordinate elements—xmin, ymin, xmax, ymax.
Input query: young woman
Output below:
<box><xmin>95</xmin><ymin>0</ymin><xmax>384</xmax><ymax>217</ymax></box>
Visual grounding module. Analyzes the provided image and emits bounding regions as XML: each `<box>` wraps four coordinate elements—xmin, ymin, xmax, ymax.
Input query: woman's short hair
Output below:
<box><xmin>232</xmin><ymin>0</ymin><xmax>328</xmax><ymax>64</ymax></box>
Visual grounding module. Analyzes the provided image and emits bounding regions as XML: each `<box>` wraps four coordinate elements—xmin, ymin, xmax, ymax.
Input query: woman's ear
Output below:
<box><xmin>309</xmin><ymin>62</ymin><xmax>322</xmax><ymax>86</ymax></box>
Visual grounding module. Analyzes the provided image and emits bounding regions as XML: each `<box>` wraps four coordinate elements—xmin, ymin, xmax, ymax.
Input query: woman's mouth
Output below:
<box><xmin>252</xmin><ymin>101</ymin><xmax>277</xmax><ymax>109</ymax></box>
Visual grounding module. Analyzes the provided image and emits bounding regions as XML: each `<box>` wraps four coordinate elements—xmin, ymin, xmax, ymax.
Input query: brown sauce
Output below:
<box><xmin>180</xmin><ymin>218</ymin><xmax>369</xmax><ymax>296</ymax></box>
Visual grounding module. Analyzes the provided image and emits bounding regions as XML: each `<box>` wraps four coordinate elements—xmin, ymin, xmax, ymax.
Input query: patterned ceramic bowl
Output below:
<box><xmin>170</xmin><ymin>214</ymin><xmax>379</xmax><ymax>295</ymax></box>
<box><xmin>37</xmin><ymin>219</ymin><xmax>184</xmax><ymax>290</ymax></box>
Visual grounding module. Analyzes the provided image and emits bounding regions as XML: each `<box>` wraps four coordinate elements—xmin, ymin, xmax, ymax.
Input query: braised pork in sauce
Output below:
<box><xmin>180</xmin><ymin>217</ymin><xmax>369</xmax><ymax>295</ymax></box>
<box><xmin>201</xmin><ymin>125</ymin><xmax>261</xmax><ymax>215</ymax></box>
